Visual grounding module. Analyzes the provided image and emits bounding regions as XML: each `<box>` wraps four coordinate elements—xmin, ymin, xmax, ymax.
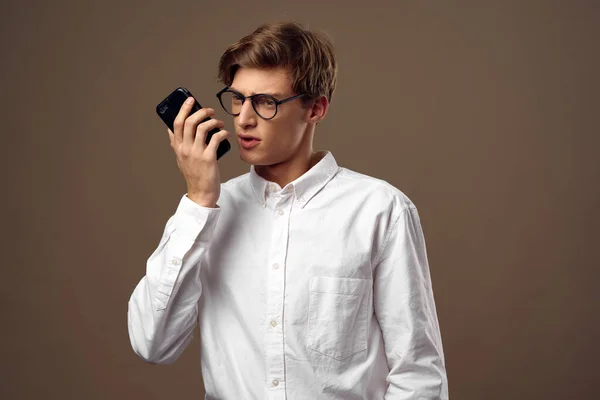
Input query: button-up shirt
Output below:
<box><xmin>128</xmin><ymin>151</ymin><xmax>449</xmax><ymax>399</ymax></box>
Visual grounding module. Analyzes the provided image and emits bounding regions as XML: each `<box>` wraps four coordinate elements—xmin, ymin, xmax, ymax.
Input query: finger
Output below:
<box><xmin>193</xmin><ymin>118</ymin><xmax>225</xmax><ymax>150</ymax></box>
<box><xmin>205</xmin><ymin>129</ymin><xmax>231</xmax><ymax>158</ymax></box>
<box><xmin>167</xmin><ymin>128</ymin><xmax>174</xmax><ymax>147</ymax></box>
<box><xmin>183</xmin><ymin>107</ymin><xmax>215</xmax><ymax>149</ymax></box>
<box><xmin>173</xmin><ymin>97</ymin><xmax>196</xmax><ymax>147</ymax></box>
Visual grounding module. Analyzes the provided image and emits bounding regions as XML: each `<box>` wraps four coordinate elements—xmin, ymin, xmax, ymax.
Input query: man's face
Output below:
<box><xmin>229</xmin><ymin>67</ymin><xmax>312</xmax><ymax>167</ymax></box>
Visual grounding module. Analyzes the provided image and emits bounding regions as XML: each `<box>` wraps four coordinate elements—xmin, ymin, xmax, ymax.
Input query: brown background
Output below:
<box><xmin>2</xmin><ymin>0</ymin><xmax>599</xmax><ymax>399</ymax></box>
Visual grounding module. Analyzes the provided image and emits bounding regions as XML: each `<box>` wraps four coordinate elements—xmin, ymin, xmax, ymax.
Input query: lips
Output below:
<box><xmin>238</xmin><ymin>133</ymin><xmax>260</xmax><ymax>141</ymax></box>
<box><xmin>238</xmin><ymin>134</ymin><xmax>261</xmax><ymax>150</ymax></box>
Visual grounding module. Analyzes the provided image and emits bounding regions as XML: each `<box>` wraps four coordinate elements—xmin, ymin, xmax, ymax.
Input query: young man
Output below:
<box><xmin>128</xmin><ymin>21</ymin><xmax>449</xmax><ymax>400</ymax></box>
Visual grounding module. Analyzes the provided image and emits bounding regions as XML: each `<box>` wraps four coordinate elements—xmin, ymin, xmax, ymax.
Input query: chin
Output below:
<box><xmin>238</xmin><ymin>150</ymin><xmax>268</xmax><ymax>166</ymax></box>
<box><xmin>239</xmin><ymin>149</ymin><xmax>286</xmax><ymax>168</ymax></box>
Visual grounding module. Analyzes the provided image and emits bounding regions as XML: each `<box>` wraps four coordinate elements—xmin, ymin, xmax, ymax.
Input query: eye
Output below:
<box><xmin>255</xmin><ymin>95</ymin><xmax>276</xmax><ymax>107</ymax></box>
<box><xmin>231</xmin><ymin>93</ymin><xmax>244</xmax><ymax>104</ymax></box>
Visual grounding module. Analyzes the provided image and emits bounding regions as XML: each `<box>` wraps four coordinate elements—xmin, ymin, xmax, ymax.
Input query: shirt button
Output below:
<box><xmin>277</xmin><ymin>209</ymin><xmax>284</xmax><ymax>216</ymax></box>
<box><xmin>170</xmin><ymin>258</ymin><xmax>181</xmax><ymax>265</ymax></box>
<box><xmin>272</xmin><ymin>379</ymin><xmax>279</xmax><ymax>387</ymax></box>
<box><xmin>270</xmin><ymin>320</ymin><xmax>277</xmax><ymax>327</ymax></box>
<box><xmin>273</xmin><ymin>263</ymin><xmax>279</xmax><ymax>269</ymax></box>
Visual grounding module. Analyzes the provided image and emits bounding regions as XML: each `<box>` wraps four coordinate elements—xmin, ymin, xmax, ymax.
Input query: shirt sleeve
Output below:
<box><xmin>374</xmin><ymin>206</ymin><xmax>449</xmax><ymax>399</ymax></box>
<box><xmin>127</xmin><ymin>194</ymin><xmax>220</xmax><ymax>364</ymax></box>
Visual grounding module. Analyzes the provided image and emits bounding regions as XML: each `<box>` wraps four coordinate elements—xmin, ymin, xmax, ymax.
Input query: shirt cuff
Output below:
<box><xmin>172</xmin><ymin>194</ymin><xmax>221</xmax><ymax>242</ymax></box>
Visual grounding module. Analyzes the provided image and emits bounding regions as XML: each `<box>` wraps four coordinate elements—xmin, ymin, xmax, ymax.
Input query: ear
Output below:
<box><xmin>307</xmin><ymin>95</ymin><xmax>329</xmax><ymax>124</ymax></box>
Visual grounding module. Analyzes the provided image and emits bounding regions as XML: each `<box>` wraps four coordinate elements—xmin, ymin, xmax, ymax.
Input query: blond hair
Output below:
<box><xmin>217</xmin><ymin>21</ymin><xmax>337</xmax><ymax>104</ymax></box>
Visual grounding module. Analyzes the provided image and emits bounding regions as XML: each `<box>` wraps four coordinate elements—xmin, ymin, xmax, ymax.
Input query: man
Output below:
<box><xmin>128</xmin><ymin>21</ymin><xmax>449</xmax><ymax>399</ymax></box>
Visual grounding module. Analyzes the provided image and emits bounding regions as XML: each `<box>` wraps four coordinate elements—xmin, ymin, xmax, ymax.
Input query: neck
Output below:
<box><xmin>254</xmin><ymin>127</ymin><xmax>322</xmax><ymax>188</ymax></box>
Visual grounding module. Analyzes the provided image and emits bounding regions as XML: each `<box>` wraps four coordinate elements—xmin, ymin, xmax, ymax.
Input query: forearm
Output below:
<box><xmin>382</xmin><ymin>315</ymin><xmax>448</xmax><ymax>399</ymax></box>
<box><xmin>127</xmin><ymin>195</ymin><xmax>220</xmax><ymax>364</ymax></box>
<box><xmin>375</xmin><ymin>207</ymin><xmax>448</xmax><ymax>399</ymax></box>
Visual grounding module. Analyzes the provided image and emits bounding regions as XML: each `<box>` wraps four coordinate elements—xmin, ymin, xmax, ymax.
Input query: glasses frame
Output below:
<box><xmin>216</xmin><ymin>86</ymin><xmax>306</xmax><ymax>120</ymax></box>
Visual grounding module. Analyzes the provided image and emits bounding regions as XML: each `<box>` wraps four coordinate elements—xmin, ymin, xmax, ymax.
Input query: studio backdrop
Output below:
<box><xmin>2</xmin><ymin>1</ymin><xmax>598</xmax><ymax>399</ymax></box>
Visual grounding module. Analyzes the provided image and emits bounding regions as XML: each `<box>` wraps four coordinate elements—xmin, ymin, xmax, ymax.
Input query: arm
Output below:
<box><xmin>374</xmin><ymin>206</ymin><xmax>449</xmax><ymax>399</ymax></box>
<box><xmin>127</xmin><ymin>194</ymin><xmax>220</xmax><ymax>364</ymax></box>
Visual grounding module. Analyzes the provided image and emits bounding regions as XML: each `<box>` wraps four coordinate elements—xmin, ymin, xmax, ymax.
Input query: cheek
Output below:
<box><xmin>273</xmin><ymin>121</ymin><xmax>304</xmax><ymax>148</ymax></box>
<box><xmin>277</xmin><ymin>112</ymin><xmax>307</xmax><ymax>138</ymax></box>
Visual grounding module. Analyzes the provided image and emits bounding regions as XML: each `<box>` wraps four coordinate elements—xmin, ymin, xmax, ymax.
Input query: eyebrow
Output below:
<box><xmin>229</xmin><ymin>87</ymin><xmax>284</xmax><ymax>98</ymax></box>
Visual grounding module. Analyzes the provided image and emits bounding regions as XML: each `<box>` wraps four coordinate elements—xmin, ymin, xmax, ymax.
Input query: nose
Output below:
<box><xmin>236</xmin><ymin>99</ymin><xmax>258</xmax><ymax>128</ymax></box>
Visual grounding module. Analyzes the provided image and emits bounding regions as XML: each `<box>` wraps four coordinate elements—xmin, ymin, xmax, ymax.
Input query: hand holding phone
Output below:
<box><xmin>156</xmin><ymin>87</ymin><xmax>231</xmax><ymax>207</ymax></box>
<box><xmin>156</xmin><ymin>87</ymin><xmax>231</xmax><ymax>159</ymax></box>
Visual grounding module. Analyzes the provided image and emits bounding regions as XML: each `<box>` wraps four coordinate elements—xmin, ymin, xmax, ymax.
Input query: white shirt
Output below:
<box><xmin>128</xmin><ymin>151</ymin><xmax>448</xmax><ymax>400</ymax></box>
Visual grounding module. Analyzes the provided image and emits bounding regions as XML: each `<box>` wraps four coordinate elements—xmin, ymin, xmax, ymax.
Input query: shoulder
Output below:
<box><xmin>221</xmin><ymin>172</ymin><xmax>250</xmax><ymax>190</ymax></box>
<box><xmin>217</xmin><ymin>173</ymin><xmax>252</xmax><ymax>206</ymax></box>
<box><xmin>334</xmin><ymin>166</ymin><xmax>417</xmax><ymax>215</ymax></box>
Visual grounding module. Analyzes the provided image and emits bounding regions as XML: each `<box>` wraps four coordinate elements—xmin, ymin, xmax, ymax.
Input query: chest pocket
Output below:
<box><xmin>307</xmin><ymin>276</ymin><xmax>371</xmax><ymax>361</ymax></box>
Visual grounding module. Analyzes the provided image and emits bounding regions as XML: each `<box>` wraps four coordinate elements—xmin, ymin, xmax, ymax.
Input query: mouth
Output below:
<box><xmin>238</xmin><ymin>133</ymin><xmax>260</xmax><ymax>141</ymax></box>
<box><xmin>237</xmin><ymin>134</ymin><xmax>261</xmax><ymax>149</ymax></box>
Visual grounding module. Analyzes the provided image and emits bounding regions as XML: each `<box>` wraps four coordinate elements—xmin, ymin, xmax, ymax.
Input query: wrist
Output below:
<box><xmin>187</xmin><ymin>193</ymin><xmax>217</xmax><ymax>208</ymax></box>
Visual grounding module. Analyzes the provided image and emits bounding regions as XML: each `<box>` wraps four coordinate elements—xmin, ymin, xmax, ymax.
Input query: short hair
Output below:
<box><xmin>217</xmin><ymin>21</ymin><xmax>338</xmax><ymax>104</ymax></box>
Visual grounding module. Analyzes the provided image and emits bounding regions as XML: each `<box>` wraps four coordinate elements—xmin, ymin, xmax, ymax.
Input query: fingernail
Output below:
<box><xmin>186</xmin><ymin>97</ymin><xmax>194</xmax><ymax>104</ymax></box>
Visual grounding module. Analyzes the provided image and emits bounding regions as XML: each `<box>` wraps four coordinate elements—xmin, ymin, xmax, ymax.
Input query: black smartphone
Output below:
<box><xmin>156</xmin><ymin>87</ymin><xmax>231</xmax><ymax>160</ymax></box>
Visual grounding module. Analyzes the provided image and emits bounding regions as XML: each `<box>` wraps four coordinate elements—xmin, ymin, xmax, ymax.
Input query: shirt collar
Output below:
<box><xmin>249</xmin><ymin>151</ymin><xmax>340</xmax><ymax>209</ymax></box>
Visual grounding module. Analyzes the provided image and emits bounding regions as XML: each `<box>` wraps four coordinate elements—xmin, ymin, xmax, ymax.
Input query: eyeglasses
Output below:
<box><xmin>216</xmin><ymin>87</ymin><xmax>306</xmax><ymax>120</ymax></box>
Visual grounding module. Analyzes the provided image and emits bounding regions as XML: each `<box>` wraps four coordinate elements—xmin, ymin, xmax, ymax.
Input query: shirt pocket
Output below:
<box><xmin>307</xmin><ymin>276</ymin><xmax>371</xmax><ymax>361</ymax></box>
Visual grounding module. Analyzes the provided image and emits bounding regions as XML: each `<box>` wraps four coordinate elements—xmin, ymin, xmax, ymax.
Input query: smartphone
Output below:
<box><xmin>156</xmin><ymin>87</ymin><xmax>231</xmax><ymax>160</ymax></box>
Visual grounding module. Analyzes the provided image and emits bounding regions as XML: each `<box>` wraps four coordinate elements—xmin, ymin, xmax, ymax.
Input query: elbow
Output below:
<box><xmin>127</xmin><ymin>306</ymin><xmax>180</xmax><ymax>365</ymax></box>
<box><xmin>127</xmin><ymin>287</ymin><xmax>197</xmax><ymax>365</ymax></box>
<box><xmin>132</xmin><ymin>346</ymin><xmax>177</xmax><ymax>365</ymax></box>
<box><xmin>128</xmin><ymin>328</ymin><xmax>180</xmax><ymax>365</ymax></box>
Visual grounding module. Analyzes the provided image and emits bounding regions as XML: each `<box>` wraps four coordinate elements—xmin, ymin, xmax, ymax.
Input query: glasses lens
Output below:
<box><xmin>252</xmin><ymin>95</ymin><xmax>277</xmax><ymax>119</ymax></box>
<box><xmin>220</xmin><ymin>91</ymin><xmax>244</xmax><ymax>115</ymax></box>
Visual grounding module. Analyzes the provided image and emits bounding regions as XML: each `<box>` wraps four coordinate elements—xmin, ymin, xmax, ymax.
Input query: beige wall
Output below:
<box><xmin>2</xmin><ymin>1</ymin><xmax>599</xmax><ymax>399</ymax></box>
